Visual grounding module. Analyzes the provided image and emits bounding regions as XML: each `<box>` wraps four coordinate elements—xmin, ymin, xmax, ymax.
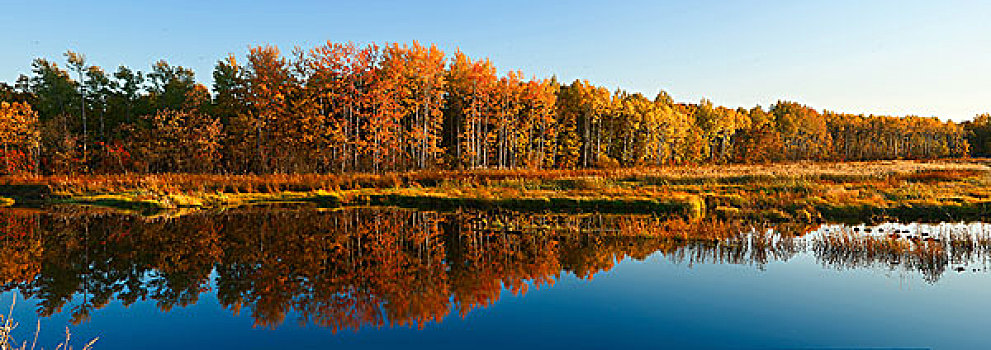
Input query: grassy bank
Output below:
<box><xmin>1</xmin><ymin>159</ymin><xmax>989</xmax><ymax>222</ymax></box>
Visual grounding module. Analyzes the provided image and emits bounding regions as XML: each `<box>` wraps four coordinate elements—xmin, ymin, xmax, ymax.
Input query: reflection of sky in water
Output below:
<box><xmin>4</xmin><ymin>221</ymin><xmax>991</xmax><ymax>350</ymax></box>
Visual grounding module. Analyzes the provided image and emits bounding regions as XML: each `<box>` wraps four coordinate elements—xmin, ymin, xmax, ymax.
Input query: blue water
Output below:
<box><xmin>1</xmin><ymin>210</ymin><xmax>989</xmax><ymax>349</ymax></box>
<box><xmin>4</xmin><ymin>253</ymin><xmax>988</xmax><ymax>349</ymax></box>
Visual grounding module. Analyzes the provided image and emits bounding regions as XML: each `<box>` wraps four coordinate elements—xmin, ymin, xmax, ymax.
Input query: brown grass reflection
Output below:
<box><xmin>813</xmin><ymin>224</ymin><xmax>991</xmax><ymax>283</ymax></box>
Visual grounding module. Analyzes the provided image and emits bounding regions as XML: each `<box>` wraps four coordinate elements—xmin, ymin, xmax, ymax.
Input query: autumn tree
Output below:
<box><xmin>379</xmin><ymin>42</ymin><xmax>448</xmax><ymax>170</ymax></box>
<box><xmin>771</xmin><ymin>101</ymin><xmax>833</xmax><ymax>161</ymax></box>
<box><xmin>0</xmin><ymin>102</ymin><xmax>41</xmax><ymax>174</ymax></box>
<box><xmin>443</xmin><ymin>50</ymin><xmax>497</xmax><ymax>169</ymax></box>
<box><xmin>238</xmin><ymin>45</ymin><xmax>298</xmax><ymax>173</ymax></box>
<box><xmin>732</xmin><ymin>107</ymin><xmax>783</xmax><ymax>163</ymax></box>
<box><xmin>128</xmin><ymin>109</ymin><xmax>222</xmax><ymax>173</ymax></box>
<box><xmin>963</xmin><ymin>115</ymin><xmax>991</xmax><ymax>157</ymax></box>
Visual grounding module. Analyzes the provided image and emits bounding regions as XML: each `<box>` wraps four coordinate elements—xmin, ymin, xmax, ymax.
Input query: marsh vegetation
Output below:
<box><xmin>0</xmin><ymin>160</ymin><xmax>987</xmax><ymax>225</ymax></box>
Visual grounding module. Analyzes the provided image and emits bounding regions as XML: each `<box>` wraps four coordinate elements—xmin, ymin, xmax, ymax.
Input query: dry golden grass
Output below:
<box><xmin>0</xmin><ymin>160</ymin><xmax>985</xmax><ymax>195</ymax></box>
<box><xmin>0</xmin><ymin>160</ymin><xmax>988</xmax><ymax>222</ymax></box>
<box><xmin>0</xmin><ymin>160</ymin><xmax>977</xmax><ymax>193</ymax></box>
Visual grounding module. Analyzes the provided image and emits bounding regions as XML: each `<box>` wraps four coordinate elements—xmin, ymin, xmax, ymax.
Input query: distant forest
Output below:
<box><xmin>0</xmin><ymin>41</ymin><xmax>988</xmax><ymax>175</ymax></box>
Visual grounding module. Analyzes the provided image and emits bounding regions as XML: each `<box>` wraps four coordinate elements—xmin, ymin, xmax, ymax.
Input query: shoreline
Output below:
<box><xmin>0</xmin><ymin>160</ymin><xmax>988</xmax><ymax>223</ymax></box>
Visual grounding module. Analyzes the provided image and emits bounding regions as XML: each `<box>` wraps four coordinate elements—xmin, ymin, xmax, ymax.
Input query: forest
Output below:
<box><xmin>0</xmin><ymin>40</ymin><xmax>987</xmax><ymax>176</ymax></box>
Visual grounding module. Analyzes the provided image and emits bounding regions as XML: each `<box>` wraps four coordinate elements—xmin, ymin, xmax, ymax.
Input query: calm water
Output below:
<box><xmin>1</xmin><ymin>207</ymin><xmax>989</xmax><ymax>349</ymax></box>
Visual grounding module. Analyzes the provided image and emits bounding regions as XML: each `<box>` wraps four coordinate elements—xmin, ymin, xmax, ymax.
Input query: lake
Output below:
<box><xmin>1</xmin><ymin>206</ymin><xmax>988</xmax><ymax>349</ymax></box>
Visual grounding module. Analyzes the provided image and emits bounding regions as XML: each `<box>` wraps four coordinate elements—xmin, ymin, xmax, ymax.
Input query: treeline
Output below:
<box><xmin>0</xmin><ymin>41</ymin><xmax>981</xmax><ymax>175</ymax></box>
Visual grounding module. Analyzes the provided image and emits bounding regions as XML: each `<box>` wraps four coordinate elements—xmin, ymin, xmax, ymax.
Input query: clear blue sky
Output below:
<box><xmin>2</xmin><ymin>0</ymin><xmax>989</xmax><ymax>121</ymax></box>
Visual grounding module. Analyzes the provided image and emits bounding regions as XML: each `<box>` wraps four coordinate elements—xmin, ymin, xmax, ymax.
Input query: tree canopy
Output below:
<box><xmin>0</xmin><ymin>42</ymin><xmax>976</xmax><ymax>175</ymax></box>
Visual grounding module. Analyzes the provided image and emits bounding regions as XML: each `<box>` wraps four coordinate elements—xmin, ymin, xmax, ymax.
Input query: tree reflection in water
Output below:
<box><xmin>0</xmin><ymin>207</ymin><xmax>988</xmax><ymax>331</ymax></box>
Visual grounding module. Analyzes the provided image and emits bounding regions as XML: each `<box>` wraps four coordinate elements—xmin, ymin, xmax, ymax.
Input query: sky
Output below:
<box><xmin>1</xmin><ymin>0</ymin><xmax>990</xmax><ymax>121</ymax></box>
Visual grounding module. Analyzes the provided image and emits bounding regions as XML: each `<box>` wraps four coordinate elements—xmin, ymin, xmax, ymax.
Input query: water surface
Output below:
<box><xmin>0</xmin><ymin>207</ymin><xmax>988</xmax><ymax>349</ymax></box>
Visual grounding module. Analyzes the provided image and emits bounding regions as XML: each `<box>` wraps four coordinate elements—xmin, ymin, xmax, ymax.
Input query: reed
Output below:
<box><xmin>0</xmin><ymin>296</ymin><xmax>97</xmax><ymax>350</ymax></box>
